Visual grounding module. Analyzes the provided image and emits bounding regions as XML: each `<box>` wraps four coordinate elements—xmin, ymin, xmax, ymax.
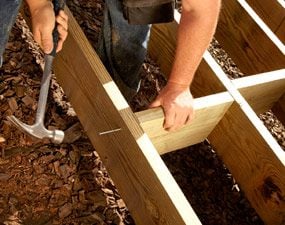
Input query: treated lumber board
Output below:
<box><xmin>232</xmin><ymin>69</ymin><xmax>285</xmax><ymax>114</ymax></box>
<box><xmin>148</xmin><ymin>17</ymin><xmax>226</xmax><ymax>98</ymax></box>
<box><xmin>209</xmin><ymin>102</ymin><xmax>285</xmax><ymax>225</ymax></box>
<box><xmin>53</xmin><ymin>7</ymin><xmax>202</xmax><ymax>225</ymax></box>
<box><xmin>272</xmin><ymin>93</ymin><xmax>285</xmax><ymax>125</ymax></box>
<box><xmin>215</xmin><ymin>0</ymin><xmax>285</xmax><ymax>75</ymax></box>
<box><xmin>136</xmin><ymin>92</ymin><xmax>233</xmax><ymax>154</ymax></box>
<box><xmin>205</xmin><ymin>51</ymin><xmax>285</xmax><ymax>225</ymax></box>
<box><xmin>246</xmin><ymin>0</ymin><xmax>285</xmax><ymax>42</ymax></box>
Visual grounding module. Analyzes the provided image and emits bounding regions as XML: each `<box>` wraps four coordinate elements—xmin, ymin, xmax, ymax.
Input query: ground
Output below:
<box><xmin>0</xmin><ymin>1</ymin><xmax>284</xmax><ymax>225</ymax></box>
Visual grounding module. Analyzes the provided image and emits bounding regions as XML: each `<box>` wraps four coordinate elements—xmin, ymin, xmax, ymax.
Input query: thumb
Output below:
<box><xmin>149</xmin><ymin>97</ymin><xmax>162</xmax><ymax>108</ymax></box>
<box><xmin>41</xmin><ymin>31</ymin><xmax>53</xmax><ymax>54</ymax></box>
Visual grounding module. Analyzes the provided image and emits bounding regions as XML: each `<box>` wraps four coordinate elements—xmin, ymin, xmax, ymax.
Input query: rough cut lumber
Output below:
<box><xmin>53</xmin><ymin>6</ymin><xmax>202</xmax><ymax>225</ymax></box>
<box><xmin>205</xmin><ymin>52</ymin><xmax>285</xmax><ymax>225</ymax></box>
<box><xmin>245</xmin><ymin>0</ymin><xmax>285</xmax><ymax>43</ymax></box>
<box><xmin>215</xmin><ymin>0</ymin><xmax>285</xmax><ymax>75</ymax></box>
<box><xmin>136</xmin><ymin>92</ymin><xmax>233</xmax><ymax>154</ymax></box>
<box><xmin>232</xmin><ymin>69</ymin><xmax>285</xmax><ymax>114</ymax></box>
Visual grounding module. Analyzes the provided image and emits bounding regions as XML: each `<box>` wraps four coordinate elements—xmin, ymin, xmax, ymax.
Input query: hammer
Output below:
<box><xmin>7</xmin><ymin>0</ymin><xmax>65</xmax><ymax>144</ymax></box>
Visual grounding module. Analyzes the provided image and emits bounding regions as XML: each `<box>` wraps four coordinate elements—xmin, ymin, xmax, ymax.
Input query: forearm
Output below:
<box><xmin>168</xmin><ymin>0</ymin><xmax>221</xmax><ymax>87</ymax></box>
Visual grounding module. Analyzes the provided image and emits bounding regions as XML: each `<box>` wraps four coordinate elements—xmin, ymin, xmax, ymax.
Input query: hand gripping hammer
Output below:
<box><xmin>7</xmin><ymin>0</ymin><xmax>65</xmax><ymax>144</ymax></box>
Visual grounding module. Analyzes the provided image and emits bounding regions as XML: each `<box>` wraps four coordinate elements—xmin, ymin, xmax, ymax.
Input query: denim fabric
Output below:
<box><xmin>96</xmin><ymin>0</ymin><xmax>150</xmax><ymax>91</ymax></box>
<box><xmin>0</xmin><ymin>0</ymin><xmax>22</xmax><ymax>67</ymax></box>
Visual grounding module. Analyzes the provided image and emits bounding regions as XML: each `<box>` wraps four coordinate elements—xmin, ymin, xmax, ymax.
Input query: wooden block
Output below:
<box><xmin>215</xmin><ymin>0</ymin><xmax>285</xmax><ymax>74</ymax></box>
<box><xmin>136</xmin><ymin>92</ymin><xmax>233</xmax><ymax>154</ymax></box>
<box><xmin>53</xmin><ymin>7</ymin><xmax>202</xmax><ymax>225</ymax></box>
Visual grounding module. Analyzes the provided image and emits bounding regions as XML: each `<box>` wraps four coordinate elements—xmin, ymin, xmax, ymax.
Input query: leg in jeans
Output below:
<box><xmin>0</xmin><ymin>0</ymin><xmax>22</xmax><ymax>67</ymax></box>
<box><xmin>96</xmin><ymin>0</ymin><xmax>150</xmax><ymax>100</ymax></box>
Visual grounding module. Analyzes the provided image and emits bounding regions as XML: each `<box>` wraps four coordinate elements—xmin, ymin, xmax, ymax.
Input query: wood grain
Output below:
<box><xmin>209</xmin><ymin>102</ymin><xmax>285</xmax><ymax>225</ymax></box>
<box><xmin>272</xmin><ymin>93</ymin><xmax>285</xmax><ymax>125</ymax></box>
<box><xmin>204</xmin><ymin>52</ymin><xmax>285</xmax><ymax>225</ymax></box>
<box><xmin>276</xmin><ymin>18</ymin><xmax>285</xmax><ymax>44</ymax></box>
<box><xmin>136</xmin><ymin>92</ymin><xmax>233</xmax><ymax>154</ymax></box>
<box><xmin>246</xmin><ymin>0</ymin><xmax>285</xmax><ymax>43</ymax></box>
<box><xmin>53</xmin><ymin>7</ymin><xmax>202</xmax><ymax>225</ymax></box>
<box><xmin>215</xmin><ymin>0</ymin><xmax>285</xmax><ymax>75</ymax></box>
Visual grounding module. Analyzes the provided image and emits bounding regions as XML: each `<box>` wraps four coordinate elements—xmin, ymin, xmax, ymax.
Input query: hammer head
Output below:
<box><xmin>7</xmin><ymin>115</ymin><xmax>64</xmax><ymax>144</ymax></box>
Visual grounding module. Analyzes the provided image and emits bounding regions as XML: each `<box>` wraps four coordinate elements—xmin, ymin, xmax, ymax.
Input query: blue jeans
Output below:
<box><xmin>0</xmin><ymin>0</ymin><xmax>22</xmax><ymax>67</ymax></box>
<box><xmin>96</xmin><ymin>0</ymin><xmax>150</xmax><ymax>92</ymax></box>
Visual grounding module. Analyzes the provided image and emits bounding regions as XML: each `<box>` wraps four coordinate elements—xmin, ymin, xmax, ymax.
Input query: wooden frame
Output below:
<box><xmin>49</xmin><ymin>0</ymin><xmax>285</xmax><ymax>224</ymax></box>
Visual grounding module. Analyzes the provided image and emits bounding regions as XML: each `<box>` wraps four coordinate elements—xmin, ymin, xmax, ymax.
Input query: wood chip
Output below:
<box><xmin>8</xmin><ymin>97</ymin><xmax>18</xmax><ymax>112</ymax></box>
<box><xmin>15</xmin><ymin>85</ymin><xmax>25</xmax><ymax>98</ymax></box>
<box><xmin>4</xmin><ymin>89</ymin><xmax>15</xmax><ymax>97</ymax></box>
<box><xmin>21</xmin><ymin>95</ymin><xmax>34</xmax><ymax>106</ymax></box>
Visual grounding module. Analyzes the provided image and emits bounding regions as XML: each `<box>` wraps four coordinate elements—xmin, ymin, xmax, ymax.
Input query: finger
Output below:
<box><xmin>149</xmin><ymin>98</ymin><xmax>161</xmax><ymax>108</ymax></box>
<box><xmin>33</xmin><ymin>29</ymin><xmax>41</xmax><ymax>47</ymax></box>
<box><xmin>185</xmin><ymin>109</ymin><xmax>195</xmax><ymax>125</ymax></box>
<box><xmin>59</xmin><ymin>10</ymin><xmax>68</xmax><ymax>22</ymax></box>
<box><xmin>57</xmin><ymin>25</ymin><xmax>68</xmax><ymax>41</ymax></box>
<box><xmin>56</xmin><ymin>25</ymin><xmax>68</xmax><ymax>52</ymax></box>
<box><xmin>56</xmin><ymin>13</ymin><xmax>68</xmax><ymax>30</ymax></box>
<box><xmin>163</xmin><ymin>107</ymin><xmax>176</xmax><ymax>131</ymax></box>
<box><xmin>41</xmin><ymin>29</ymin><xmax>53</xmax><ymax>54</ymax></box>
<box><xmin>168</xmin><ymin>111</ymin><xmax>188</xmax><ymax>131</ymax></box>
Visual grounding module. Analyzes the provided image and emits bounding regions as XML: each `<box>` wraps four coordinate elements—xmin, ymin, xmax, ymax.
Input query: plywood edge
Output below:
<box><xmin>136</xmin><ymin>92</ymin><xmax>233</xmax><ymax>154</ymax></box>
<box><xmin>53</xmin><ymin>6</ymin><xmax>202</xmax><ymax>225</ymax></box>
<box><xmin>232</xmin><ymin>69</ymin><xmax>285</xmax><ymax>114</ymax></box>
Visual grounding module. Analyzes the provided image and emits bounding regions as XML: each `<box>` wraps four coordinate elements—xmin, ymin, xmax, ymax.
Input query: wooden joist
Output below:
<box><xmin>53</xmin><ymin>7</ymin><xmax>202</xmax><ymax>225</ymax></box>
<box><xmin>232</xmin><ymin>69</ymin><xmax>285</xmax><ymax>114</ymax></box>
<box><xmin>272</xmin><ymin>93</ymin><xmax>285</xmax><ymax>125</ymax></box>
<box><xmin>204</xmin><ymin>52</ymin><xmax>285</xmax><ymax>225</ymax></box>
<box><xmin>147</xmin><ymin>7</ymin><xmax>285</xmax><ymax>223</ymax></box>
<box><xmin>136</xmin><ymin>92</ymin><xmax>233</xmax><ymax>154</ymax></box>
<box><xmin>245</xmin><ymin>0</ymin><xmax>285</xmax><ymax>43</ymax></box>
<box><xmin>215</xmin><ymin>0</ymin><xmax>285</xmax><ymax>75</ymax></box>
<box><xmin>276</xmin><ymin>19</ymin><xmax>285</xmax><ymax>43</ymax></box>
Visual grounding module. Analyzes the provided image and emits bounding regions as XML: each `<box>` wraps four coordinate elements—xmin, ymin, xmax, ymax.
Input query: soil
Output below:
<box><xmin>0</xmin><ymin>1</ymin><xmax>284</xmax><ymax>225</ymax></box>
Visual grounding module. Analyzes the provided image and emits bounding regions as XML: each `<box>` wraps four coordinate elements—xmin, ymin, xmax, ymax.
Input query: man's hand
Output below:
<box><xmin>149</xmin><ymin>81</ymin><xmax>194</xmax><ymax>131</ymax></box>
<box><xmin>28</xmin><ymin>1</ymin><xmax>68</xmax><ymax>54</ymax></box>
